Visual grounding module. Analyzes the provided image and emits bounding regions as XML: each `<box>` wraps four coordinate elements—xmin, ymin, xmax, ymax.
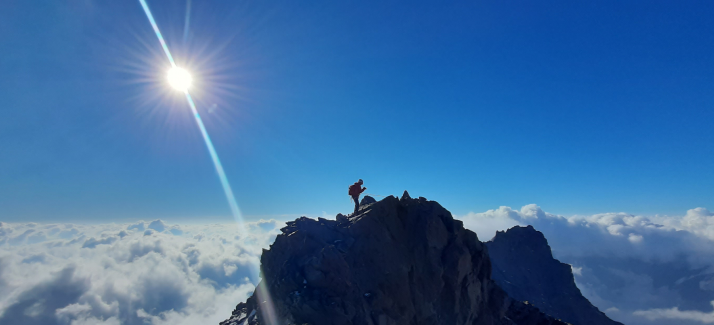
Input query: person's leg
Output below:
<box><xmin>352</xmin><ymin>196</ymin><xmax>359</xmax><ymax>214</ymax></box>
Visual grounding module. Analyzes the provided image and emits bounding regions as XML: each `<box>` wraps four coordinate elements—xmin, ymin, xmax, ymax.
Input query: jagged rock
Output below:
<box><xmin>360</xmin><ymin>195</ymin><xmax>377</xmax><ymax>206</ymax></box>
<box><xmin>486</xmin><ymin>226</ymin><xmax>622</xmax><ymax>325</ymax></box>
<box><xmin>221</xmin><ymin>196</ymin><xmax>568</xmax><ymax>325</ymax></box>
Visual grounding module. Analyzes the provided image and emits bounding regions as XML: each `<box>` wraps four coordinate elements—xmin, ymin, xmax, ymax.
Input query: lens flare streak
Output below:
<box><xmin>184</xmin><ymin>92</ymin><xmax>242</xmax><ymax>224</ymax></box>
<box><xmin>137</xmin><ymin>1</ymin><xmax>279</xmax><ymax>323</ymax></box>
<box><xmin>138</xmin><ymin>0</ymin><xmax>176</xmax><ymax>67</ymax></box>
<box><xmin>138</xmin><ymin>0</ymin><xmax>244</xmax><ymax>226</ymax></box>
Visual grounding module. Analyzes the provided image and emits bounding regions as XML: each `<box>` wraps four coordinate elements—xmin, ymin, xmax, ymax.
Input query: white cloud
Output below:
<box><xmin>634</xmin><ymin>301</ymin><xmax>714</xmax><ymax>323</ymax></box>
<box><xmin>148</xmin><ymin>220</ymin><xmax>166</xmax><ymax>232</ymax></box>
<box><xmin>127</xmin><ymin>222</ymin><xmax>145</xmax><ymax>232</ymax></box>
<box><xmin>4</xmin><ymin>205</ymin><xmax>713</xmax><ymax>325</ymax></box>
<box><xmin>669</xmin><ymin>208</ymin><xmax>714</xmax><ymax>241</ymax></box>
<box><xmin>629</xmin><ymin>233</ymin><xmax>644</xmax><ymax>244</ymax></box>
<box><xmin>0</xmin><ymin>219</ymin><xmax>284</xmax><ymax>325</ymax></box>
<box><xmin>457</xmin><ymin>205</ymin><xmax>714</xmax><ymax>325</ymax></box>
<box><xmin>459</xmin><ymin>206</ymin><xmax>524</xmax><ymax>241</ymax></box>
<box><xmin>459</xmin><ymin>204</ymin><xmax>714</xmax><ymax>263</ymax></box>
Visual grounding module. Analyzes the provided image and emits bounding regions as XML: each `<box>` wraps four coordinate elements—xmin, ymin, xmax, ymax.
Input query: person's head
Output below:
<box><xmin>358</xmin><ymin>179</ymin><xmax>363</xmax><ymax>184</ymax></box>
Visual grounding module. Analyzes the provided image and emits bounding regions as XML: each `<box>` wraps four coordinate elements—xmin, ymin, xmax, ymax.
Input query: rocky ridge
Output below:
<box><xmin>486</xmin><ymin>226</ymin><xmax>623</xmax><ymax>325</ymax></box>
<box><xmin>221</xmin><ymin>193</ymin><xmax>568</xmax><ymax>325</ymax></box>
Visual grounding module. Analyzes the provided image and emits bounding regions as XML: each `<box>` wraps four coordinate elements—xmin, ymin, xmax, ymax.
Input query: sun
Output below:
<box><xmin>167</xmin><ymin>67</ymin><xmax>193</xmax><ymax>91</ymax></box>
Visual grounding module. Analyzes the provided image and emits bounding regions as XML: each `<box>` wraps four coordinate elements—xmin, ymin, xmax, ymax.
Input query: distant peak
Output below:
<box><xmin>401</xmin><ymin>190</ymin><xmax>411</xmax><ymax>201</ymax></box>
<box><xmin>494</xmin><ymin>225</ymin><xmax>544</xmax><ymax>240</ymax></box>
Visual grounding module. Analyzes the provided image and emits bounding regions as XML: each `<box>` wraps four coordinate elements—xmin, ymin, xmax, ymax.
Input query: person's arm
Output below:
<box><xmin>360</xmin><ymin>187</ymin><xmax>367</xmax><ymax>193</ymax></box>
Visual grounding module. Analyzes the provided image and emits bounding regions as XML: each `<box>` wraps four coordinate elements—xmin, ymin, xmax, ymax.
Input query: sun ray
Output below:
<box><xmin>136</xmin><ymin>0</ymin><xmax>279</xmax><ymax>323</ymax></box>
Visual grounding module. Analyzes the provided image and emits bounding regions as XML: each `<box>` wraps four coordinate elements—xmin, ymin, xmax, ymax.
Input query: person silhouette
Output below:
<box><xmin>348</xmin><ymin>179</ymin><xmax>367</xmax><ymax>215</ymax></box>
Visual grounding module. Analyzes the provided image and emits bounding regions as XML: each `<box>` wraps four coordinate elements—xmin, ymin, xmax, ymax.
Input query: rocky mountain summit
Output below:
<box><xmin>487</xmin><ymin>226</ymin><xmax>623</xmax><ymax>325</ymax></box>
<box><xmin>221</xmin><ymin>193</ymin><xmax>568</xmax><ymax>325</ymax></box>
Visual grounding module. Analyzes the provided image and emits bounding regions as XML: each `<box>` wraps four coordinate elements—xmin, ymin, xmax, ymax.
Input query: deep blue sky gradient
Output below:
<box><xmin>1</xmin><ymin>0</ymin><xmax>713</xmax><ymax>222</ymax></box>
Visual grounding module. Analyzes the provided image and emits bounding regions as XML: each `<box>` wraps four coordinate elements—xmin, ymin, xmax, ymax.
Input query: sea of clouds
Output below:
<box><xmin>0</xmin><ymin>219</ymin><xmax>284</xmax><ymax>325</ymax></box>
<box><xmin>2</xmin><ymin>205</ymin><xmax>714</xmax><ymax>325</ymax></box>
<box><xmin>459</xmin><ymin>205</ymin><xmax>714</xmax><ymax>325</ymax></box>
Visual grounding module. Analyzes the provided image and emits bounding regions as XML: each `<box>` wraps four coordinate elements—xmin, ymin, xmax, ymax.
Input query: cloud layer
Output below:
<box><xmin>458</xmin><ymin>205</ymin><xmax>714</xmax><ymax>325</ymax></box>
<box><xmin>3</xmin><ymin>205</ymin><xmax>714</xmax><ymax>325</ymax></box>
<box><xmin>0</xmin><ymin>219</ymin><xmax>284</xmax><ymax>325</ymax></box>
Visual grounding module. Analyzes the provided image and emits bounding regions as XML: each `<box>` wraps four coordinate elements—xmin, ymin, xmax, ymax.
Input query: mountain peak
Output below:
<box><xmin>487</xmin><ymin>226</ymin><xmax>622</xmax><ymax>325</ymax></box>
<box><xmin>492</xmin><ymin>225</ymin><xmax>553</xmax><ymax>260</ymax></box>
<box><xmin>221</xmin><ymin>196</ymin><xmax>566</xmax><ymax>325</ymax></box>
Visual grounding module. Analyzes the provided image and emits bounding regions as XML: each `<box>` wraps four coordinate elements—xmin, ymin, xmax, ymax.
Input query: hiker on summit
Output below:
<box><xmin>348</xmin><ymin>179</ymin><xmax>367</xmax><ymax>215</ymax></box>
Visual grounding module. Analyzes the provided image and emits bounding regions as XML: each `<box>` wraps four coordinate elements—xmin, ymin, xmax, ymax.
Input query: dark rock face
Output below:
<box><xmin>221</xmin><ymin>196</ymin><xmax>567</xmax><ymax>325</ymax></box>
<box><xmin>359</xmin><ymin>195</ymin><xmax>377</xmax><ymax>206</ymax></box>
<box><xmin>486</xmin><ymin>226</ymin><xmax>623</xmax><ymax>325</ymax></box>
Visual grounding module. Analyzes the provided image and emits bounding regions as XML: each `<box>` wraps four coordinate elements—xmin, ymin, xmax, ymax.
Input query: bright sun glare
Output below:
<box><xmin>167</xmin><ymin>67</ymin><xmax>193</xmax><ymax>91</ymax></box>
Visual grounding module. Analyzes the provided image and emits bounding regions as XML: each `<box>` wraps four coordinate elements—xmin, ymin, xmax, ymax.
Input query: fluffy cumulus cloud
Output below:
<box><xmin>0</xmin><ymin>219</ymin><xmax>284</xmax><ymax>325</ymax></box>
<box><xmin>458</xmin><ymin>205</ymin><xmax>714</xmax><ymax>325</ymax></box>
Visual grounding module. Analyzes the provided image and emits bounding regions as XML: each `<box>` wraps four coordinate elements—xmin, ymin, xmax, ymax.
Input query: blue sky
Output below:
<box><xmin>1</xmin><ymin>0</ymin><xmax>713</xmax><ymax>222</ymax></box>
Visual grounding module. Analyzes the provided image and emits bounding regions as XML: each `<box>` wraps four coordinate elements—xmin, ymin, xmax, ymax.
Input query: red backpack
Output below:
<box><xmin>348</xmin><ymin>183</ymin><xmax>359</xmax><ymax>196</ymax></box>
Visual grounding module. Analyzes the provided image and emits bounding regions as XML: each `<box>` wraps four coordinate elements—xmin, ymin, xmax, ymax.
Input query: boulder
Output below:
<box><xmin>359</xmin><ymin>195</ymin><xmax>377</xmax><ymax>206</ymax></box>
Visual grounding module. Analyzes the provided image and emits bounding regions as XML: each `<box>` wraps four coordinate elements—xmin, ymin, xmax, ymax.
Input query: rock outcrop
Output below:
<box><xmin>221</xmin><ymin>194</ymin><xmax>567</xmax><ymax>325</ymax></box>
<box><xmin>486</xmin><ymin>226</ymin><xmax>622</xmax><ymax>325</ymax></box>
